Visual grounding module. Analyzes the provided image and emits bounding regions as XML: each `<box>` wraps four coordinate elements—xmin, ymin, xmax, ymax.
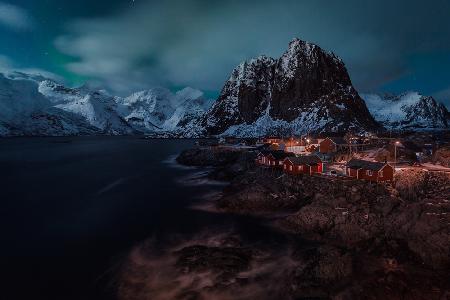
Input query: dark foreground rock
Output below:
<box><xmin>217</xmin><ymin>169</ymin><xmax>305</xmax><ymax>213</ymax></box>
<box><xmin>177</xmin><ymin>147</ymin><xmax>256</xmax><ymax>180</ymax></box>
<box><xmin>173</xmin><ymin>147</ymin><xmax>450</xmax><ymax>299</ymax></box>
<box><xmin>118</xmin><ymin>232</ymin><xmax>449</xmax><ymax>300</ymax></box>
<box><xmin>175</xmin><ymin>245</ymin><xmax>253</xmax><ymax>275</ymax></box>
<box><xmin>213</xmin><ymin>157</ymin><xmax>450</xmax><ymax>272</ymax></box>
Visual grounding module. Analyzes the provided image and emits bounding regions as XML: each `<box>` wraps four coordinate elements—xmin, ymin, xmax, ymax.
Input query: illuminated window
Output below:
<box><xmin>379</xmin><ymin>170</ymin><xmax>383</xmax><ymax>177</ymax></box>
<box><xmin>289</xmin><ymin>165</ymin><xmax>293</xmax><ymax>171</ymax></box>
<box><xmin>367</xmin><ymin>170</ymin><xmax>372</xmax><ymax>176</ymax></box>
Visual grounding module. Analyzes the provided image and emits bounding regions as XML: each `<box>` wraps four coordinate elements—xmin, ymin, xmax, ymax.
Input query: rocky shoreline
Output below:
<box><xmin>120</xmin><ymin>147</ymin><xmax>449</xmax><ymax>300</ymax></box>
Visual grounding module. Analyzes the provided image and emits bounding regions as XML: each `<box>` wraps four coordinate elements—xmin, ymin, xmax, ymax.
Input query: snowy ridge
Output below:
<box><xmin>221</xmin><ymin>101</ymin><xmax>363</xmax><ymax>138</ymax></box>
<box><xmin>0</xmin><ymin>72</ymin><xmax>213</xmax><ymax>137</ymax></box>
<box><xmin>362</xmin><ymin>92</ymin><xmax>449</xmax><ymax>130</ymax></box>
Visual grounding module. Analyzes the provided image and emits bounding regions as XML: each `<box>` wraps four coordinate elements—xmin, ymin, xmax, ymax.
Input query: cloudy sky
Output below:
<box><xmin>1</xmin><ymin>0</ymin><xmax>450</xmax><ymax>105</ymax></box>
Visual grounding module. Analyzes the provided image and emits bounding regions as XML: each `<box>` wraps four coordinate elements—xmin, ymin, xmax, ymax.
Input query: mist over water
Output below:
<box><xmin>118</xmin><ymin>230</ymin><xmax>297</xmax><ymax>300</ymax></box>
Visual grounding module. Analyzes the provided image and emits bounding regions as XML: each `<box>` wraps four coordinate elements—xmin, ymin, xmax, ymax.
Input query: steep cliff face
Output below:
<box><xmin>204</xmin><ymin>55</ymin><xmax>276</xmax><ymax>134</ymax></box>
<box><xmin>204</xmin><ymin>38</ymin><xmax>380</xmax><ymax>136</ymax></box>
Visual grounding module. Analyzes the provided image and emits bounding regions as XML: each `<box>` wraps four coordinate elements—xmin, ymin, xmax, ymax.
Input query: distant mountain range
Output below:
<box><xmin>0</xmin><ymin>72</ymin><xmax>212</xmax><ymax>136</ymax></box>
<box><xmin>0</xmin><ymin>39</ymin><xmax>448</xmax><ymax>137</ymax></box>
<box><xmin>362</xmin><ymin>92</ymin><xmax>448</xmax><ymax>130</ymax></box>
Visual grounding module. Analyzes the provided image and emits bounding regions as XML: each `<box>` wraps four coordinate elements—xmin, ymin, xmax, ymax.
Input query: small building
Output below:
<box><xmin>346</xmin><ymin>159</ymin><xmax>394</xmax><ymax>182</ymax></box>
<box><xmin>283</xmin><ymin>155</ymin><xmax>324</xmax><ymax>175</ymax></box>
<box><xmin>285</xmin><ymin>138</ymin><xmax>307</xmax><ymax>154</ymax></box>
<box><xmin>319</xmin><ymin>137</ymin><xmax>348</xmax><ymax>153</ymax></box>
<box><xmin>256</xmin><ymin>150</ymin><xmax>295</xmax><ymax>168</ymax></box>
<box><xmin>264</xmin><ymin>137</ymin><xmax>283</xmax><ymax>144</ymax></box>
<box><xmin>256</xmin><ymin>151</ymin><xmax>269</xmax><ymax>165</ymax></box>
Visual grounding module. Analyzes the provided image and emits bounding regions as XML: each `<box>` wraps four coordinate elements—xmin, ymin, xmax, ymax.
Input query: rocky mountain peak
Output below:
<box><xmin>204</xmin><ymin>38</ymin><xmax>380</xmax><ymax>136</ymax></box>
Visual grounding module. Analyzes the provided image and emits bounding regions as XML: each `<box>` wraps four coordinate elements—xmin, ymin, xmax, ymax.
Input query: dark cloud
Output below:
<box><xmin>54</xmin><ymin>0</ymin><xmax>450</xmax><ymax>99</ymax></box>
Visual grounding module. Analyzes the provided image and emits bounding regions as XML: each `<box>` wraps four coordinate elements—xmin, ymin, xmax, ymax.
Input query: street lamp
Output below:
<box><xmin>394</xmin><ymin>141</ymin><xmax>400</xmax><ymax>169</ymax></box>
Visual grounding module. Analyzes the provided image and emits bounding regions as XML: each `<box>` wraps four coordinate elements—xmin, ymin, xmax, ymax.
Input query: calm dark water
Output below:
<box><xmin>0</xmin><ymin>137</ymin><xmax>281</xmax><ymax>300</ymax></box>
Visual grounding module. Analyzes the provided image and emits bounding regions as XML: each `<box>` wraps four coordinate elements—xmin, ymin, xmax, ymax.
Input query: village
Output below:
<box><xmin>200</xmin><ymin>131</ymin><xmax>450</xmax><ymax>183</ymax></box>
<box><xmin>176</xmin><ymin>131</ymin><xmax>450</xmax><ymax>299</ymax></box>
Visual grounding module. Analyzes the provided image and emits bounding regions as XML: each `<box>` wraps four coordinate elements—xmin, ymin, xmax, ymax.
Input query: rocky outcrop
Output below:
<box><xmin>176</xmin><ymin>147</ymin><xmax>256</xmax><ymax>180</ymax></box>
<box><xmin>119</xmin><ymin>230</ymin><xmax>449</xmax><ymax>300</ymax></box>
<box><xmin>278</xmin><ymin>170</ymin><xmax>449</xmax><ymax>271</ymax></box>
<box><xmin>178</xmin><ymin>147</ymin><xmax>449</xmax><ymax>271</ymax></box>
<box><xmin>434</xmin><ymin>146</ymin><xmax>450</xmax><ymax>167</ymax></box>
<box><xmin>203</xmin><ymin>38</ymin><xmax>380</xmax><ymax>136</ymax></box>
<box><xmin>167</xmin><ymin>147</ymin><xmax>450</xmax><ymax>299</ymax></box>
<box><xmin>217</xmin><ymin>172</ymin><xmax>305</xmax><ymax>213</ymax></box>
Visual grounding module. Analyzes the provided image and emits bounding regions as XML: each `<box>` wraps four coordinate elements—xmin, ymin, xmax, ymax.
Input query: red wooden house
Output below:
<box><xmin>346</xmin><ymin>159</ymin><xmax>394</xmax><ymax>182</ymax></box>
<box><xmin>319</xmin><ymin>137</ymin><xmax>347</xmax><ymax>153</ymax></box>
<box><xmin>256</xmin><ymin>150</ymin><xmax>295</xmax><ymax>168</ymax></box>
<box><xmin>283</xmin><ymin>155</ymin><xmax>324</xmax><ymax>175</ymax></box>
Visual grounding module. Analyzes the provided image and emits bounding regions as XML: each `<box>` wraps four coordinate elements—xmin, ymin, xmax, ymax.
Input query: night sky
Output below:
<box><xmin>1</xmin><ymin>0</ymin><xmax>450</xmax><ymax>106</ymax></box>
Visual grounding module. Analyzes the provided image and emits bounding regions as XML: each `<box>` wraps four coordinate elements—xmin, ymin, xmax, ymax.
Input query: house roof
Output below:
<box><xmin>347</xmin><ymin>159</ymin><xmax>388</xmax><ymax>171</ymax></box>
<box><xmin>257</xmin><ymin>149</ymin><xmax>277</xmax><ymax>155</ymax></box>
<box><xmin>258</xmin><ymin>150</ymin><xmax>295</xmax><ymax>160</ymax></box>
<box><xmin>325</xmin><ymin>137</ymin><xmax>347</xmax><ymax>145</ymax></box>
<box><xmin>285</xmin><ymin>155</ymin><xmax>322</xmax><ymax>165</ymax></box>
<box><xmin>269</xmin><ymin>151</ymin><xmax>296</xmax><ymax>160</ymax></box>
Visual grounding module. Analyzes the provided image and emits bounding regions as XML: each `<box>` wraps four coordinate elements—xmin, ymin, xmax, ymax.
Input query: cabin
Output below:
<box><xmin>283</xmin><ymin>155</ymin><xmax>324</xmax><ymax>175</ymax></box>
<box><xmin>256</xmin><ymin>150</ymin><xmax>295</xmax><ymax>168</ymax></box>
<box><xmin>319</xmin><ymin>137</ymin><xmax>348</xmax><ymax>153</ymax></box>
<box><xmin>256</xmin><ymin>151</ymin><xmax>269</xmax><ymax>165</ymax></box>
<box><xmin>346</xmin><ymin>159</ymin><xmax>394</xmax><ymax>182</ymax></box>
<box><xmin>264</xmin><ymin>137</ymin><xmax>283</xmax><ymax>144</ymax></box>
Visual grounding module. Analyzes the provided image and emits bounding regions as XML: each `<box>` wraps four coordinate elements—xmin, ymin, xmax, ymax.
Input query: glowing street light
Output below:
<box><xmin>394</xmin><ymin>141</ymin><xmax>400</xmax><ymax>169</ymax></box>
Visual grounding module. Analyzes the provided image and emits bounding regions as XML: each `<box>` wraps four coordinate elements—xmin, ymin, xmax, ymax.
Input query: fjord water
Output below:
<box><xmin>0</xmin><ymin>137</ymin><xmax>277</xmax><ymax>300</ymax></box>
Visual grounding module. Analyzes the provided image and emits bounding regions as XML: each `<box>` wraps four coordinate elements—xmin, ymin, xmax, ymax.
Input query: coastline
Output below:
<box><xmin>170</xmin><ymin>146</ymin><xmax>450</xmax><ymax>299</ymax></box>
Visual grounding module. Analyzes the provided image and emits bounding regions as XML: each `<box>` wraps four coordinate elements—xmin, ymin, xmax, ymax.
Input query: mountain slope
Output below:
<box><xmin>362</xmin><ymin>92</ymin><xmax>449</xmax><ymax>130</ymax></box>
<box><xmin>0</xmin><ymin>73</ymin><xmax>101</xmax><ymax>136</ymax></box>
<box><xmin>0</xmin><ymin>72</ymin><xmax>212</xmax><ymax>137</ymax></box>
<box><xmin>162</xmin><ymin>87</ymin><xmax>213</xmax><ymax>132</ymax></box>
<box><xmin>203</xmin><ymin>38</ymin><xmax>380</xmax><ymax>137</ymax></box>
<box><xmin>39</xmin><ymin>80</ymin><xmax>135</xmax><ymax>134</ymax></box>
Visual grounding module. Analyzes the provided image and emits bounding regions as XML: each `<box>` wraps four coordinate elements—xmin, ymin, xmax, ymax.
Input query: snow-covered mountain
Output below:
<box><xmin>39</xmin><ymin>80</ymin><xmax>134</xmax><ymax>135</ymax></box>
<box><xmin>362</xmin><ymin>92</ymin><xmax>449</xmax><ymax>130</ymax></box>
<box><xmin>200</xmin><ymin>38</ymin><xmax>380</xmax><ymax>137</ymax></box>
<box><xmin>1</xmin><ymin>39</ymin><xmax>448</xmax><ymax>137</ymax></box>
<box><xmin>0</xmin><ymin>71</ymin><xmax>212</xmax><ymax>136</ymax></box>
<box><xmin>116</xmin><ymin>88</ymin><xmax>176</xmax><ymax>132</ymax></box>
<box><xmin>115</xmin><ymin>87</ymin><xmax>212</xmax><ymax>135</ymax></box>
<box><xmin>0</xmin><ymin>73</ymin><xmax>99</xmax><ymax>136</ymax></box>
<box><xmin>162</xmin><ymin>88</ymin><xmax>213</xmax><ymax>132</ymax></box>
